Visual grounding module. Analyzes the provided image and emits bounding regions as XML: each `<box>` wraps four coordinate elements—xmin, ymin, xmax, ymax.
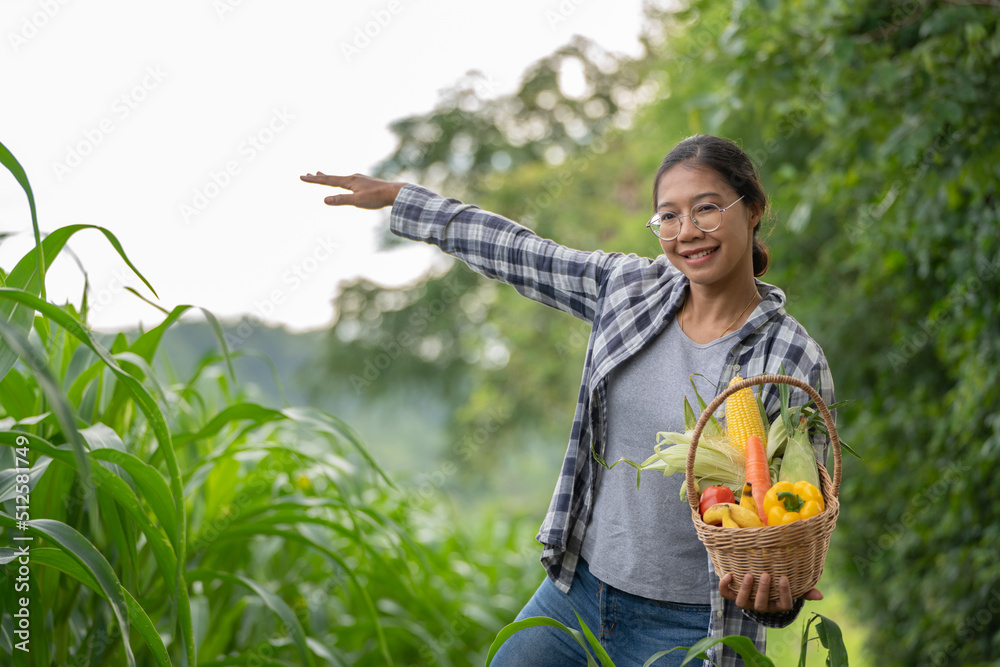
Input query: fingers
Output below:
<box><xmin>775</xmin><ymin>575</ymin><xmax>793</xmax><ymax>612</ymax></box>
<box><xmin>718</xmin><ymin>573</ymin><xmax>735</xmax><ymax>601</ymax></box>
<box><xmin>300</xmin><ymin>171</ymin><xmax>351</xmax><ymax>188</ymax></box>
<box><xmin>736</xmin><ymin>573</ymin><xmax>755</xmax><ymax>609</ymax></box>
<box><xmin>299</xmin><ymin>171</ymin><xmax>354</xmax><ymax>206</ymax></box>
<box><xmin>754</xmin><ymin>573</ymin><xmax>772</xmax><ymax>611</ymax></box>
<box><xmin>322</xmin><ymin>193</ymin><xmax>356</xmax><ymax>207</ymax></box>
<box><xmin>300</xmin><ymin>172</ymin><xmax>362</xmax><ymax>207</ymax></box>
<box><xmin>802</xmin><ymin>587</ymin><xmax>824</xmax><ymax>601</ymax></box>
<box><xmin>720</xmin><ymin>572</ymin><xmax>802</xmax><ymax>612</ymax></box>
<box><xmin>300</xmin><ymin>171</ymin><xmax>403</xmax><ymax>209</ymax></box>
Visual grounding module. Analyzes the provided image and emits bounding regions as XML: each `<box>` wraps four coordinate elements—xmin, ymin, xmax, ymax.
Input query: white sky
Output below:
<box><xmin>1</xmin><ymin>0</ymin><xmax>649</xmax><ymax>333</ymax></box>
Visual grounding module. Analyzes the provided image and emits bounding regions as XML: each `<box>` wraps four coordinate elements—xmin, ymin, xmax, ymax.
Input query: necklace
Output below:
<box><xmin>679</xmin><ymin>287</ymin><xmax>758</xmax><ymax>339</ymax></box>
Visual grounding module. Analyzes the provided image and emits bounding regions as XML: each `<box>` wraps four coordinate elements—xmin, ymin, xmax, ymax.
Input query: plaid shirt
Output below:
<box><xmin>391</xmin><ymin>185</ymin><xmax>835</xmax><ymax>666</ymax></box>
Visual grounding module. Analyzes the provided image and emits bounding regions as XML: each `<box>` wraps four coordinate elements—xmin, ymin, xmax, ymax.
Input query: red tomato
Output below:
<box><xmin>699</xmin><ymin>486</ymin><xmax>736</xmax><ymax>517</ymax></box>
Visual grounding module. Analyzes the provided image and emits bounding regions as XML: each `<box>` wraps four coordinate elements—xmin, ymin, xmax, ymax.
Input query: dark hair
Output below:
<box><xmin>652</xmin><ymin>135</ymin><xmax>770</xmax><ymax>277</ymax></box>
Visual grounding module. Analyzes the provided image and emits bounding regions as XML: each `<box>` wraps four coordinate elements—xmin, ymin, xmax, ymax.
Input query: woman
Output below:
<box><xmin>302</xmin><ymin>134</ymin><xmax>831</xmax><ymax>666</ymax></box>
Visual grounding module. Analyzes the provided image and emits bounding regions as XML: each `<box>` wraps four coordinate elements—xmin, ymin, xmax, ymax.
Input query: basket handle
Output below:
<box><xmin>684</xmin><ymin>373</ymin><xmax>841</xmax><ymax>516</ymax></box>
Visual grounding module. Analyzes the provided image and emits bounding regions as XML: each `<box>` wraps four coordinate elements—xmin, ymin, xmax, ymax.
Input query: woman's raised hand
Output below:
<box><xmin>299</xmin><ymin>172</ymin><xmax>406</xmax><ymax>210</ymax></box>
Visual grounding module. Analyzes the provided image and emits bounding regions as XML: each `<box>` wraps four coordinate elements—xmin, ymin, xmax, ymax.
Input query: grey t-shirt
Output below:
<box><xmin>580</xmin><ymin>318</ymin><xmax>736</xmax><ymax>603</ymax></box>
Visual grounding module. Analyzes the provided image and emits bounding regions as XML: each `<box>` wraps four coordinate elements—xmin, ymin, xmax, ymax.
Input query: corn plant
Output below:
<box><xmin>0</xmin><ymin>141</ymin><xmax>535</xmax><ymax>665</ymax></box>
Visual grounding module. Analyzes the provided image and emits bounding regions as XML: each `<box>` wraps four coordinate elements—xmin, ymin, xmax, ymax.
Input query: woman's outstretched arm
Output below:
<box><xmin>300</xmin><ymin>170</ymin><xmax>638</xmax><ymax>323</ymax></box>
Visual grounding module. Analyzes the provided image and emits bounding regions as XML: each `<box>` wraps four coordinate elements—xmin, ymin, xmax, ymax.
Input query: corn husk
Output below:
<box><xmin>639</xmin><ymin>430</ymin><xmax>746</xmax><ymax>498</ymax></box>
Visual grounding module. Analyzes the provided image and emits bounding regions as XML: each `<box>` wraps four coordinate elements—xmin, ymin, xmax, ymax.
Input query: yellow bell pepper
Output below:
<box><xmin>763</xmin><ymin>480</ymin><xmax>825</xmax><ymax>525</ymax></box>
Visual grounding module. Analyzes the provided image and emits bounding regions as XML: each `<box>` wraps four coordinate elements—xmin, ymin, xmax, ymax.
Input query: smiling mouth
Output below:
<box><xmin>683</xmin><ymin>247</ymin><xmax>719</xmax><ymax>259</ymax></box>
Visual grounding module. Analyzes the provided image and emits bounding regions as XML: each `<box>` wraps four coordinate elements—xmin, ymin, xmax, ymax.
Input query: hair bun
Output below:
<box><xmin>752</xmin><ymin>238</ymin><xmax>770</xmax><ymax>277</ymax></box>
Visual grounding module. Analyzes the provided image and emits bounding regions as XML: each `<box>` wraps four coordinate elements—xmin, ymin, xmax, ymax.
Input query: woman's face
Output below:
<box><xmin>654</xmin><ymin>163</ymin><xmax>759</xmax><ymax>292</ymax></box>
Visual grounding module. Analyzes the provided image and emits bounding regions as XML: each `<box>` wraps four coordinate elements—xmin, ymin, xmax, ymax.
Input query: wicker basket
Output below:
<box><xmin>685</xmin><ymin>374</ymin><xmax>841</xmax><ymax>602</ymax></box>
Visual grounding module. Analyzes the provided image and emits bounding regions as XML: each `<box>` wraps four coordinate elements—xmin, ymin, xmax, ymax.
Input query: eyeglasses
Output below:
<box><xmin>646</xmin><ymin>195</ymin><xmax>745</xmax><ymax>240</ymax></box>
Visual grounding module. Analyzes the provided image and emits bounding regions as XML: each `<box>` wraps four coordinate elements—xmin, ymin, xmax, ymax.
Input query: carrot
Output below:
<box><xmin>744</xmin><ymin>435</ymin><xmax>771</xmax><ymax>524</ymax></box>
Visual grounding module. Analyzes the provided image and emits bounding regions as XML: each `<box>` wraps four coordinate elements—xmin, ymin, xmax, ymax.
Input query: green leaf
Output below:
<box><xmin>574</xmin><ymin>610</ymin><xmax>615</xmax><ymax>667</ymax></box>
<box><xmin>200</xmin><ymin>306</ymin><xmax>237</xmax><ymax>381</ymax></box>
<box><xmin>66</xmin><ymin>356</ymin><xmax>106</xmax><ymax>413</ymax></box>
<box><xmin>97</xmin><ymin>490</ymin><xmax>139</xmax><ymax>592</ymax></box>
<box><xmin>779</xmin><ymin>380</ymin><xmax>791</xmax><ymax>433</ymax></box>
<box><xmin>128</xmin><ymin>304</ymin><xmax>235</xmax><ymax>381</ymax></box>
<box><xmin>690</xmin><ymin>374</ymin><xmax>723</xmax><ymax>436</ymax></box>
<box><xmin>0</xmin><ymin>457</ymin><xmax>51</xmax><ymax>503</ymax></box>
<box><xmin>0</xmin><ymin>515</ymin><xmax>135</xmax><ymax>666</ymax></box>
<box><xmin>643</xmin><ymin>647</ymin><xmax>684</xmax><ymax>667</ymax></box>
<box><xmin>814</xmin><ymin>614</ymin><xmax>850</xmax><ymax>667</ymax></box>
<box><xmin>0</xmin><ymin>139</ymin><xmax>43</xmax><ymax>306</ymax></box>
<box><xmin>0</xmin><ymin>431</ymin><xmax>187</xmax><ymax>663</ymax></box>
<box><xmin>799</xmin><ymin>612</ymin><xmax>820</xmax><ymax>667</ymax></box>
<box><xmin>0</xmin><ymin>367</ymin><xmax>37</xmax><ymax>419</ymax></box>
<box><xmin>676</xmin><ymin>634</ymin><xmax>775</xmax><ymax>666</ymax></box>
<box><xmin>90</xmin><ymin>447</ymin><xmax>177</xmax><ymax>540</ymax></box>
<box><xmin>0</xmin><ymin>316</ymin><xmax>98</xmax><ymax>532</ymax></box>
<box><xmin>281</xmin><ymin>406</ymin><xmax>395</xmax><ymax>488</ymax></box>
<box><xmin>196</xmin><ymin>657</ymin><xmax>296</xmax><ymax>666</ymax></box>
<box><xmin>31</xmin><ymin>547</ymin><xmax>171</xmax><ymax>667</ymax></box>
<box><xmin>757</xmin><ymin>391</ymin><xmax>769</xmax><ymax>431</ymax></box>
<box><xmin>173</xmin><ymin>401</ymin><xmax>286</xmax><ymax>446</ymax></box>
<box><xmin>683</xmin><ymin>395</ymin><xmax>697</xmax><ymax>431</ymax></box>
<box><xmin>196</xmin><ymin>522</ymin><xmax>390</xmax><ymax>663</ymax></box>
<box><xmin>188</xmin><ymin>569</ymin><xmax>317</xmax><ymax>667</ymax></box>
<box><xmin>485</xmin><ymin>616</ymin><xmax>600</xmax><ymax>667</ymax></box>
<box><xmin>0</xmin><ymin>224</ymin><xmax>155</xmax><ymax>384</ymax></box>
<box><xmin>0</xmin><ymin>429</ymin><xmax>179</xmax><ymax>595</ymax></box>
<box><xmin>27</xmin><ymin>569</ymin><xmax>51</xmax><ymax>666</ymax></box>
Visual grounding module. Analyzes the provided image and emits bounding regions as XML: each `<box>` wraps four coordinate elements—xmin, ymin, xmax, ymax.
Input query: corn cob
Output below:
<box><xmin>725</xmin><ymin>374</ymin><xmax>767</xmax><ymax>456</ymax></box>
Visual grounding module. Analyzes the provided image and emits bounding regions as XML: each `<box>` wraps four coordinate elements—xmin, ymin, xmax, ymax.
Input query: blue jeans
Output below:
<box><xmin>491</xmin><ymin>559</ymin><xmax>711</xmax><ymax>666</ymax></box>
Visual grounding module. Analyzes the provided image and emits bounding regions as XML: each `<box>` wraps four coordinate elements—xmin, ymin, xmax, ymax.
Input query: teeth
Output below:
<box><xmin>688</xmin><ymin>248</ymin><xmax>716</xmax><ymax>259</ymax></box>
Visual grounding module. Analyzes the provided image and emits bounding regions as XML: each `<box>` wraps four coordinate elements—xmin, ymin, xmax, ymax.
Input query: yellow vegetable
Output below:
<box><xmin>763</xmin><ymin>480</ymin><xmax>825</xmax><ymax>525</ymax></box>
<box><xmin>725</xmin><ymin>374</ymin><xmax>767</xmax><ymax>456</ymax></box>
